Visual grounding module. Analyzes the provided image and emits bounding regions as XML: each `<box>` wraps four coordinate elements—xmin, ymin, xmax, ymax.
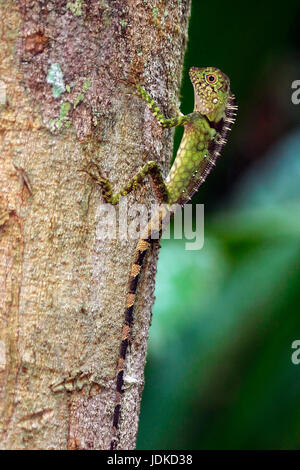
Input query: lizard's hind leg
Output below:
<box><xmin>84</xmin><ymin>160</ymin><xmax>169</xmax><ymax>205</ymax></box>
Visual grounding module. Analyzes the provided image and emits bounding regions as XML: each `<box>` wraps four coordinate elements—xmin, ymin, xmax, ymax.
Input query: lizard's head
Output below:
<box><xmin>189</xmin><ymin>66</ymin><xmax>230</xmax><ymax>122</ymax></box>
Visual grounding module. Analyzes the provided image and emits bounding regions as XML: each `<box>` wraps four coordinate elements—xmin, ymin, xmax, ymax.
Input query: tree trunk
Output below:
<box><xmin>0</xmin><ymin>0</ymin><xmax>191</xmax><ymax>450</ymax></box>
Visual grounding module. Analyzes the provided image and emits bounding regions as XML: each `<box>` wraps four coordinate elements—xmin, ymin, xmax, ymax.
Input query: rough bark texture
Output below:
<box><xmin>0</xmin><ymin>0</ymin><xmax>191</xmax><ymax>449</ymax></box>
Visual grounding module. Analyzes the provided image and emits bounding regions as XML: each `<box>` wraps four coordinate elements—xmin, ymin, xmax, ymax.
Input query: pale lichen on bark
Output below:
<box><xmin>0</xmin><ymin>0</ymin><xmax>191</xmax><ymax>449</ymax></box>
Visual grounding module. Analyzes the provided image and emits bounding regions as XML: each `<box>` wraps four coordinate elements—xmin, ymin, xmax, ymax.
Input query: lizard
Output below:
<box><xmin>86</xmin><ymin>66</ymin><xmax>237</xmax><ymax>450</ymax></box>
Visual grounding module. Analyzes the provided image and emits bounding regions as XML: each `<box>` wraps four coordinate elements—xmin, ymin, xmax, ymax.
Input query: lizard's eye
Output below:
<box><xmin>206</xmin><ymin>74</ymin><xmax>217</xmax><ymax>84</ymax></box>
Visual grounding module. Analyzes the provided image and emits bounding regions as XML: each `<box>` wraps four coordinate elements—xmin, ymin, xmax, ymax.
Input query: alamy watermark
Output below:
<box><xmin>291</xmin><ymin>340</ymin><xmax>300</xmax><ymax>365</ymax></box>
<box><xmin>291</xmin><ymin>80</ymin><xmax>300</xmax><ymax>104</ymax></box>
<box><xmin>96</xmin><ymin>198</ymin><xmax>204</xmax><ymax>251</ymax></box>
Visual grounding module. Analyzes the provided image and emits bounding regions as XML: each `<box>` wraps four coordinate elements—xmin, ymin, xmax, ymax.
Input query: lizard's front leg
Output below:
<box><xmin>133</xmin><ymin>84</ymin><xmax>194</xmax><ymax>128</ymax></box>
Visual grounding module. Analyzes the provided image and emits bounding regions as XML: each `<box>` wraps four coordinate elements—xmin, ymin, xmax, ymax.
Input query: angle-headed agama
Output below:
<box><xmin>86</xmin><ymin>66</ymin><xmax>237</xmax><ymax>450</ymax></box>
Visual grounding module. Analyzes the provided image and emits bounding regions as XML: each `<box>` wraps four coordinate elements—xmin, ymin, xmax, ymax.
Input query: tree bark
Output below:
<box><xmin>0</xmin><ymin>0</ymin><xmax>191</xmax><ymax>449</ymax></box>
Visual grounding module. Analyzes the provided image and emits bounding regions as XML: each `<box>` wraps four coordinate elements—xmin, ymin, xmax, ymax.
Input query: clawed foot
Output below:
<box><xmin>80</xmin><ymin>161</ymin><xmax>114</xmax><ymax>203</ymax></box>
<box><xmin>81</xmin><ymin>161</ymin><xmax>109</xmax><ymax>185</ymax></box>
<box><xmin>120</xmin><ymin>76</ymin><xmax>145</xmax><ymax>99</ymax></box>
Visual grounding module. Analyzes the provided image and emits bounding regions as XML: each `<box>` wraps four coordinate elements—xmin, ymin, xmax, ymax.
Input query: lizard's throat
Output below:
<box><xmin>194</xmin><ymin>93</ymin><xmax>211</xmax><ymax>115</ymax></box>
<box><xmin>194</xmin><ymin>93</ymin><xmax>225</xmax><ymax>123</ymax></box>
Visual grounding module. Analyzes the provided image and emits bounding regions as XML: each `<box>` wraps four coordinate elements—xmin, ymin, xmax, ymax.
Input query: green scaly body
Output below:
<box><xmin>166</xmin><ymin>115</ymin><xmax>216</xmax><ymax>204</ymax></box>
<box><xmin>86</xmin><ymin>67</ymin><xmax>237</xmax><ymax>450</ymax></box>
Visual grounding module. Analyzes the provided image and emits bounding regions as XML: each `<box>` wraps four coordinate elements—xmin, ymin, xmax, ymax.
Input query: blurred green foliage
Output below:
<box><xmin>137</xmin><ymin>0</ymin><xmax>300</xmax><ymax>449</ymax></box>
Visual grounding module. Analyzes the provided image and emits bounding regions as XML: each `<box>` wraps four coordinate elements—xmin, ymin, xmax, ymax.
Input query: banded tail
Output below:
<box><xmin>110</xmin><ymin>207</ymin><xmax>169</xmax><ymax>450</ymax></box>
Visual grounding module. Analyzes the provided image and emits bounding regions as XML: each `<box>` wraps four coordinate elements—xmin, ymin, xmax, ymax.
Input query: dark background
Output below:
<box><xmin>137</xmin><ymin>0</ymin><xmax>300</xmax><ymax>449</ymax></box>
